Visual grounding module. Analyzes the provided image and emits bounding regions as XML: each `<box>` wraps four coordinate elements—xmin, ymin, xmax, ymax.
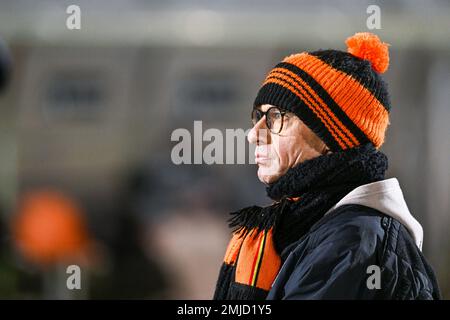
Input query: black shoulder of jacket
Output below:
<box><xmin>270</xmin><ymin>204</ymin><xmax>441</xmax><ymax>300</ymax></box>
<box><xmin>378</xmin><ymin>209</ymin><xmax>441</xmax><ymax>299</ymax></box>
<box><xmin>280</xmin><ymin>204</ymin><xmax>387</xmax><ymax>260</ymax></box>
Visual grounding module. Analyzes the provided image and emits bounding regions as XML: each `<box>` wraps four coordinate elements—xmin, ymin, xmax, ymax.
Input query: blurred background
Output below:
<box><xmin>0</xmin><ymin>0</ymin><xmax>449</xmax><ymax>299</ymax></box>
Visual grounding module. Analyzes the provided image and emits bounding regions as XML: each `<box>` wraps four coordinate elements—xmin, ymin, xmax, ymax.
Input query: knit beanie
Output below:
<box><xmin>254</xmin><ymin>32</ymin><xmax>391</xmax><ymax>151</ymax></box>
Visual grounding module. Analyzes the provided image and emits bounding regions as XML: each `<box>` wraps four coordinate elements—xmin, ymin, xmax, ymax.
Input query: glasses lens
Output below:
<box><xmin>267</xmin><ymin>108</ymin><xmax>283</xmax><ymax>133</ymax></box>
<box><xmin>251</xmin><ymin>109</ymin><xmax>262</xmax><ymax>126</ymax></box>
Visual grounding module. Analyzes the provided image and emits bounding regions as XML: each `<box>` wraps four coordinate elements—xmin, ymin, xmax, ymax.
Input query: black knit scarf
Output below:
<box><xmin>213</xmin><ymin>143</ymin><xmax>388</xmax><ymax>300</ymax></box>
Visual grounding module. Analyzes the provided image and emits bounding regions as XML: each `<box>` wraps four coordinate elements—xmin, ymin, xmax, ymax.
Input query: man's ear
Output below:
<box><xmin>301</xmin><ymin>122</ymin><xmax>329</xmax><ymax>156</ymax></box>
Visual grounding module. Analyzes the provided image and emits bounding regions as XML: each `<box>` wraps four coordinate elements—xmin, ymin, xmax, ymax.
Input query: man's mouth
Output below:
<box><xmin>255</xmin><ymin>154</ymin><xmax>271</xmax><ymax>165</ymax></box>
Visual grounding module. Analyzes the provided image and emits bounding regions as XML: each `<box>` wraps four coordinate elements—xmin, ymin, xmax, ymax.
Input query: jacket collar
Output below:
<box><xmin>325</xmin><ymin>178</ymin><xmax>424</xmax><ymax>250</ymax></box>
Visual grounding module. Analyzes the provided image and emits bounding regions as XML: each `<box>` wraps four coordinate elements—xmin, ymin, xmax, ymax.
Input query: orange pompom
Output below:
<box><xmin>346</xmin><ymin>32</ymin><xmax>390</xmax><ymax>74</ymax></box>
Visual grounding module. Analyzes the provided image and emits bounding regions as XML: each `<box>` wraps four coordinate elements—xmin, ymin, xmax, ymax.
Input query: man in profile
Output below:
<box><xmin>214</xmin><ymin>32</ymin><xmax>440</xmax><ymax>300</ymax></box>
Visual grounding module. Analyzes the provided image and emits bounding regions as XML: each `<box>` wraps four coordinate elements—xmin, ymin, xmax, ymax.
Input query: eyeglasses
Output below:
<box><xmin>251</xmin><ymin>106</ymin><xmax>287</xmax><ymax>134</ymax></box>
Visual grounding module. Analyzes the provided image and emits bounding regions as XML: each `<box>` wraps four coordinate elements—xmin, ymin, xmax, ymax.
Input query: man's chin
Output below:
<box><xmin>257</xmin><ymin>167</ymin><xmax>281</xmax><ymax>185</ymax></box>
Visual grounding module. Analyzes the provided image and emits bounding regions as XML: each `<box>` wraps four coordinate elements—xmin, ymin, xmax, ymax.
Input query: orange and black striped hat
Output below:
<box><xmin>254</xmin><ymin>32</ymin><xmax>391</xmax><ymax>151</ymax></box>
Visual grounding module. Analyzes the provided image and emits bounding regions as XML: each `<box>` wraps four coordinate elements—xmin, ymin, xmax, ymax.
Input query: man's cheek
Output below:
<box><xmin>262</xmin><ymin>158</ymin><xmax>281</xmax><ymax>177</ymax></box>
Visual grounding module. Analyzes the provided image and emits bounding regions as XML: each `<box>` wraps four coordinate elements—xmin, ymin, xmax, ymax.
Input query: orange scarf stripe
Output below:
<box><xmin>223</xmin><ymin>229</ymin><xmax>245</xmax><ymax>265</ymax></box>
<box><xmin>263</xmin><ymin>77</ymin><xmax>349</xmax><ymax>150</ymax></box>
<box><xmin>267</xmin><ymin>68</ymin><xmax>360</xmax><ymax>147</ymax></box>
<box><xmin>229</xmin><ymin>228</ymin><xmax>281</xmax><ymax>291</ymax></box>
<box><xmin>283</xmin><ymin>53</ymin><xmax>389</xmax><ymax>148</ymax></box>
<box><xmin>254</xmin><ymin>229</ymin><xmax>281</xmax><ymax>290</ymax></box>
<box><xmin>235</xmin><ymin>230</ymin><xmax>263</xmax><ymax>287</ymax></box>
<box><xmin>249</xmin><ymin>230</ymin><xmax>266</xmax><ymax>286</ymax></box>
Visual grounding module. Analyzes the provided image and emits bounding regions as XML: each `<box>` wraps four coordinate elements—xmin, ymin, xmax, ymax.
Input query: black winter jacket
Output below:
<box><xmin>267</xmin><ymin>204</ymin><xmax>441</xmax><ymax>300</ymax></box>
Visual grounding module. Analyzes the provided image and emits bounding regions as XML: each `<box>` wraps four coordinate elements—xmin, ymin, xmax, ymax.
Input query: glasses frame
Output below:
<box><xmin>251</xmin><ymin>106</ymin><xmax>287</xmax><ymax>134</ymax></box>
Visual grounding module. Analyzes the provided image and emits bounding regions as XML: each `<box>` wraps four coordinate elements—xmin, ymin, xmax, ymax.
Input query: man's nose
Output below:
<box><xmin>248</xmin><ymin>118</ymin><xmax>269</xmax><ymax>145</ymax></box>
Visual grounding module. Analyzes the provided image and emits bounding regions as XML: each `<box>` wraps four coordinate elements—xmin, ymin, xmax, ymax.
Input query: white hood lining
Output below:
<box><xmin>325</xmin><ymin>178</ymin><xmax>424</xmax><ymax>251</ymax></box>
